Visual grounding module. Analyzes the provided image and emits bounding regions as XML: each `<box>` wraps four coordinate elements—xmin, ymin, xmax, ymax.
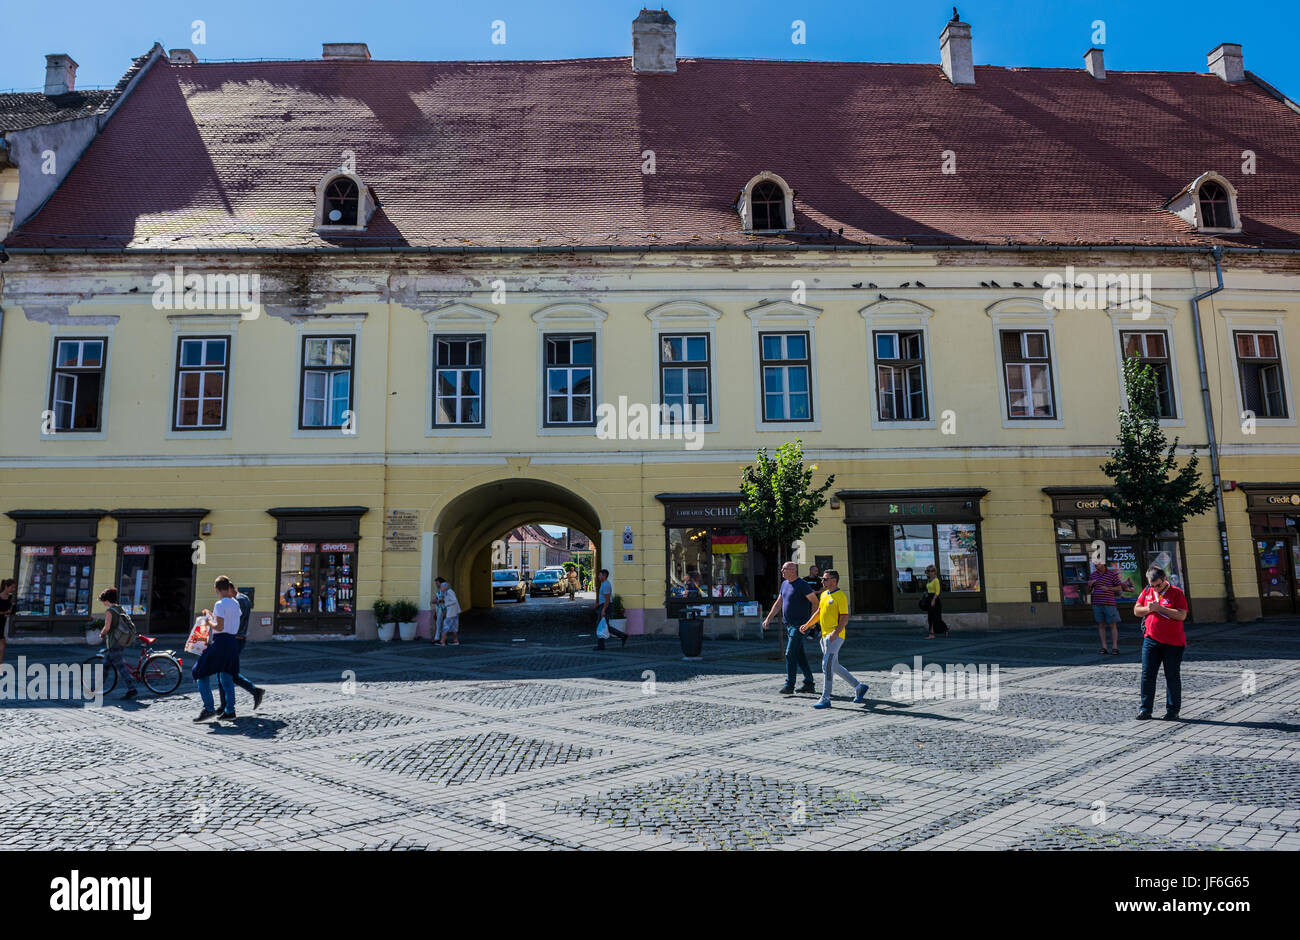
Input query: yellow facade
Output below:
<box><xmin>1</xmin><ymin>249</ymin><xmax>1296</xmax><ymax>639</ymax></box>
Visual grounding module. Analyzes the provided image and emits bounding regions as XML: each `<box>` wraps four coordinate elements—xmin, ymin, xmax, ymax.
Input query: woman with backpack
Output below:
<box><xmin>96</xmin><ymin>587</ymin><xmax>139</xmax><ymax>700</ymax></box>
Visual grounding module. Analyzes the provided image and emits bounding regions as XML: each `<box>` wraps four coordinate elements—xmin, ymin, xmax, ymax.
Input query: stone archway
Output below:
<box><xmin>430</xmin><ymin>477</ymin><xmax>604</xmax><ymax>616</ymax></box>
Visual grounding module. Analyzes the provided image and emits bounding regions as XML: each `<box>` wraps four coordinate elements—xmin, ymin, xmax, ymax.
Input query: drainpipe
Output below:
<box><xmin>1188</xmin><ymin>246</ymin><xmax>1237</xmax><ymax>622</ymax></box>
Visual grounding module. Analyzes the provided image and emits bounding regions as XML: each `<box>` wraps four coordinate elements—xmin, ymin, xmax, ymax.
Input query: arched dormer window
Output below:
<box><xmin>738</xmin><ymin>172</ymin><xmax>794</xmax><ymax>233</ymax></box>
<box><xmin>1197</xmin><ymin>180</ymin><xmax>1232</xmax><ymax>230</ymax></box>
<box><xmin>1164</xmin><ymin>171</ymin><xmax>1240</xmax><ymax>234</ymax></box>
<box><xmin>313</xmin><ymin>168</ymin><xmax>377</xmax><ymax>231</ymax></box>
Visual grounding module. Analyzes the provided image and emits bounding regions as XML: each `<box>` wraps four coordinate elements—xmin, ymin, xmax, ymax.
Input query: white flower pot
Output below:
<box><xmin>377</xmin><ymin>621</ymin><xmax>397</xmax><ymax>642</ymax></box>
<box><xmin>398</xmin><ymin>621</ymin><xmax>418</xmax><ymax>642</ymax></box>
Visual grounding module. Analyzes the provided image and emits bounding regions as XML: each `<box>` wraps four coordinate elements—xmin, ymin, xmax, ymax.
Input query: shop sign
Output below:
<box><xmin>384</xmin><ymin>509</ymin><xmax>420</xmax><ymax>553</ymax></box>
<box><xmin>122</xmin><ymin>545</ymin><xmax>151</xmax><ymax>555</ymax></box>
<box><xmin>21</xmin><ymin>545</ymin><xmax>54</xmax><ymax>556</ymax></box>
<box><xmin>844</xmin><ymin>496</ymin><xmax>981</xmax><ymax>524</ymax></box>
<box><xmin>321</xmin><ymin>542</ymin><xmax>355</xmax><ymax>552</ymax></box>
<box><xmin>59</xmin><ymin>545</ymin><xmax>93</xmax><ymax>556</ymax></box>
<box><xmin>1262</xmin><ymin>494</ymin><xmax>1300</xmax><ymax>506</ymax></box>
<box><xmin>888</xmin><ymin>503</ymin><xmax>939</xmax><ymax>516</ymax></box>
<box><xmin>282</xmin><ymin>542</ymin><xmax>317</xmax><ymax>553</ymax></box>
<box><xmin>662</xmin><ymin>503</ymin><xmax>741</xmax><ymax>524</ymax></box>
<box><xmin>1074</xmin><ymin>499</ymin><xmax>1114</xmax><ymax>510</ymax></box>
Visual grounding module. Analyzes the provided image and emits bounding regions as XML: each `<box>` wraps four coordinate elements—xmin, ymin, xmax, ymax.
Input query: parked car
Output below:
<box><xmin>529</xmin><ymin>569</ymin><xmax>565</xmax><ymax>596</ymax></box>
<box><xmin>492</xmin><ymin>569</ymin><xmax>527</xmax><ymax>603</ymax></box>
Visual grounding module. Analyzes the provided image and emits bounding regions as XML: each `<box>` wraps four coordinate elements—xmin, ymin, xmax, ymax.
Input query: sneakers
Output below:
<box><xmin>1136</xmin><ymin>711</ymin><xmax>1153</xmax><ymax>721</ymax></box>
<box><xmin>219</xmin><ymin>712</ymin><xmax>237</xmax><ymax>721</ymax></box>
<box><xmin>1161</xmin><ymin>712</ymin><xmax>1180</xmax><ymax>721</ymax></box>
<box><xmin>252</xmin><ymin>688</ymin><xmax>265</xmax><ymax>711</ymax></box>
<box><xmin>122</xmin><ymin>688</ymin><xmax>138</xmax><ymax>700</ymax></box>
<box><xmin>779</xmin><ymin>685</ymin><xmax>795</xmax><ymax>695</ymax></box>
<box><xmin>798</xmin><ymin>682</ymin><xmax>817</xmax><ymax>694</ymax></box>
<box><xmin>193</xmin><ymin>709</ymin><xmax>218</xmax><ymax>722</ymax></box>
<box><xmin>852</xmin><ymin>682</ymin><xmax>869</xmax><ymax>704</ymax></box>
<box><xmin>813</xmin><ymin>701</ymin><xmax>832</xmax><ymax>710</ymax></box>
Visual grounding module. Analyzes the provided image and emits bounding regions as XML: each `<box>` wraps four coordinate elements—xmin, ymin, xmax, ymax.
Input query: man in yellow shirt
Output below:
<box><xmin>799</xmin><ymin>570</ymin><xmax>869</xmax><ymax>709</ymax></box>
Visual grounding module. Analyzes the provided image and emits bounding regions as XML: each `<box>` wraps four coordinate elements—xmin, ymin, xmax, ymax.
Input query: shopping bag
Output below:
<box><xmin>184</xmin><ymin>616</ymin><xmax>211</xmax><ymax>656</ymax></box>
<box><xmin>596</xmin><ymin>617</ymin><xmax>610</xmax><ymax>640</ymax></box>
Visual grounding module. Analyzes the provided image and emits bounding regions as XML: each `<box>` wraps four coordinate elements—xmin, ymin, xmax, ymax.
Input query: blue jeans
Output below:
<box><xmin>784</xmin><ymin>625</ymin><xmax>815</xmax><ymax>686</ymax></box>
<box><xmin>219</xmin><ymin>637</ymin><xmax>257</xmax><ymax>710</ymax></box>
<box><xmin>1139</xmin><ymin>635</ymin><xmax>1184</xmax><ymax>715</ymax></box>
<box><xmin>198</xmin><ymin>672</ymin><xmax>236</xmax><ymax>715</ymax></box>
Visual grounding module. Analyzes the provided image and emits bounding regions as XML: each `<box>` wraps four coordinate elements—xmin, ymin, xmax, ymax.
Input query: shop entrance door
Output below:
<box><xmin>849</xmin><ymin>526</ymin><xmax>894</xmax><ymax>614</ymax></box>
<box><xmin>118</xmin><ymin>544</ymin><xmax>195</xmax><ymax>635</ymax></box>
<box><xmin>1255</xmin><ymin>536</ymin><xmax>1299</xmax><ymax>617</ymax></box>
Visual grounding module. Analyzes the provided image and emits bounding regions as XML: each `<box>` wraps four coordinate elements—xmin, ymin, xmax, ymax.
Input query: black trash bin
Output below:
<box><xmin>679</xmin><ymin>610</ymin><xmax>704</xmax><ymax>659</ymax></box>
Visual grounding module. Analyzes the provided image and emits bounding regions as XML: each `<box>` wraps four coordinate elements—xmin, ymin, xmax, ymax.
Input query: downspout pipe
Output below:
<box><xmin>1189</xmin><ymin>246</ymin><xmax>1236</xmax><ymax>622</ymax></box>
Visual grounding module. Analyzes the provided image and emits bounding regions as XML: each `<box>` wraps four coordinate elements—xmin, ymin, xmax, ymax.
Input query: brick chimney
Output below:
<box><xmin>632</xmin><ymin>8</ymin><xmax>676</xmax><ymax>73</ymax></box>
<box><xmin>43</xmin><ymin>54</ymin><xmax>78</xmax><ymax>96</ymax></box>
<box><xmin>940</xmin><ymin>11</ymin><xmax>974</xmax><ymax>86</ymax></box>
<box><xmin>322</xmin><ymin>43</ymin><xmax>371</xmax><ymax>61</ymax></box>
<box><xmin>1207</xmin><ymin>43</ymin><xmax>1244</xmax><ymax>83</ymax></box>
<box><xmin>1084</xmin><ymin>47</ymin><xmax>1105</xmax><ymax>80</ymax></box>
<box><xmin>169</xmin><ymin>49</ymin><xmax>198</xmax><ymax>65</ymax></box>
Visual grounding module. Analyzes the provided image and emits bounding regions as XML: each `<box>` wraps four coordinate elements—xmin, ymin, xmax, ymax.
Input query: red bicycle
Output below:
<box><xmin>83</xmin><ymin>636</ymin><xmax>184</xmax><ymax>695</ymax></box>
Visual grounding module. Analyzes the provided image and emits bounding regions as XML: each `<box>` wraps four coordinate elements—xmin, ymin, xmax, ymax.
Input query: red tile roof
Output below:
<box><xmin>7</xmin><ymin>56</ymin><xmax>1300</xmax><ymax>251</ymax></box>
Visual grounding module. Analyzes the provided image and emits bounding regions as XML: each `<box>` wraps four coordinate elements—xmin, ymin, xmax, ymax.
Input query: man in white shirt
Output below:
<box><xmin>435</xmin><ymin>577</ymin><xmax>461</xmax><ymax>646</ymax></box>
<box><xmin>193</xmin><ymin>576</ymin><xmax>244</xmax><ymax>721</ymax></box>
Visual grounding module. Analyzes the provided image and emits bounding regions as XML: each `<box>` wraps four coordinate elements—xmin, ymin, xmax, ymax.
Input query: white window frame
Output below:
<box><xmin>737</xmin><ymin>171</ymin><xmax>795</xmax><ymax>233</ymax></box>
<box><xmin>41</xmin><ymin>320</ymin><xmax>117</xmax><ymax>442</ymax></box>
<box><xmin>745</xmin><ymin>300</ymin><xmax>821</xmax><ymax>433</ymax></box>
<box><xmin>312</xmin><ymin>168</ymin><xmax>376</xmax><ymax>232</ymax></box>
<box><xmin>423</xmin><ymin>303</ymin><xmax>498</xmax><ymax>438</ymax></box>
<box><xmin>292</xmin><ymin>314</ymin><xmax>365</xmax><ymax>439</ymax></box>
<box><xmin>986</xmin><ymin>298</ymin><xmax>1064</xmax><ymax>429</ymax></box>
<box><xmin>1108</xmin><ymin>302</ymin><xmax>1184</xmax><ymax>428</ymax></box>
<box><xmin>645</xmin><ymin>301</ymin><xmax>722</xmax><ymax>435</ymax></box>
<box><xmin>1219</xmin><ymin>309</ymin><xmax>1295</xmax><ymax>429</ymax></box>
<box><xmin>859</xmin><ymin>299</ymin><xmax>936</xmax><ymax>431</ymax></box>
<box><xmin>165</xmin><ymin>314</ymin><xmax>240</xmax><ymax>440</ymax></box>
<box><xmin>531</xmin><ymin>303</ymin><xmax>607</xmax><ymax>437</ymax></box>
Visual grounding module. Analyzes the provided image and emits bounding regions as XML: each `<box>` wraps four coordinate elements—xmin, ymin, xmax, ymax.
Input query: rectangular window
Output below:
<box><xmin>667</xmin><ymin>527</ymin><xmax>752</xmax><ymax>603</ymax></box>
<box><xmin>1001</xmin><ymin>330</ymin><xmax>1056</xmax><ymax>419</ymax></box>
<box><xmin>14</xmin><ymin>544</ymin><xmax>94</xmax><ymax>617</ymax></box>
<box><xmin>544</xmin><ymin>334</ymin><xmax>595</xmax><ymax>427</ymax></box>
<box><xmin>893</xmin><ymin>524</ymin><xmax>983</xmax><ymax>595</ymax></box>
<box><xmin>874</xmin><ymin>330</ymin><xmax>927</xmax><ymax>421</ymax></box>
<box><xmin>433</xmin><ymin>335</ymin><xmax>485</xmax><ymax>428</ymax></box>
<box><xmin>300</xmin><ymin>336</ymin><xmax>354</xmax><ymax>429</ymax></box>
<box><xmin>277</xmin><ymin>542</ymin><xmax>356</xmax><ymax>617</ymax></box>
<box><xmin>760</xmin><ymin>332</ymin><xmax>812</xmax><ymax>422</ymax></box>
<box><xmin>173</xmin><ymin>336</ymin><xmax>230</xmax><ymax>430</ymax></box>
<box><xmin>1235</xmin><ymin>331</ymin><xmax>1288</xmax><ymax>418</ymax></box>
<box><xmin>1120</xmin><ymin>331</ymin><xmax>1176</xmax><ymax>419</ymax></box>
<box><xmin>659</xmin><ymin>333</ymin><xmax>711</xmax><ymax>424</ymax></box>
<box><xmin>48</xmin><ymin>338</ymin><xmax>106</xmax><ymax>432</ymax></box>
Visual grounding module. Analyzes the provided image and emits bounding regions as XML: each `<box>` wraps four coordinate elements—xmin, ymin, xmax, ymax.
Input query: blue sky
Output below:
<box><xmin>1</xmin><ymin>0</ymin><xmax>1291</xmax><ymax>94</ymax></box>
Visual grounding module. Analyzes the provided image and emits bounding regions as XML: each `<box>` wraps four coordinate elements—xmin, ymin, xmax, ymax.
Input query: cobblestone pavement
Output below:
<box><xmin>2</xmin><ymin>598</ymin><xmax>1298</xmax><ymax>851</ymax></box>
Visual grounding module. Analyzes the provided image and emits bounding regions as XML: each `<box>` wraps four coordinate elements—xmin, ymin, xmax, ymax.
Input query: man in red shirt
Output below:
<box><xmin>1133</xmin><ymin>565</ymin><xmax>1188</xmax><ymax>721</ymax></box>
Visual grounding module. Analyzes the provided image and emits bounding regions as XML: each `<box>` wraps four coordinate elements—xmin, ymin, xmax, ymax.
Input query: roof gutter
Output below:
<box><xmin>1188</xmin><ymin>246</ymin><xmax>1237</xmax><ymax>622</ymax></box>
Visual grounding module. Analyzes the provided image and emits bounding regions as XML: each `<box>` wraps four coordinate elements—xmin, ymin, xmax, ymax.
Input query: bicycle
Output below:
<box><xmin>83</xmin><ymin>635</ymin><xmax>184</xmax><ymax>696</ymax></box>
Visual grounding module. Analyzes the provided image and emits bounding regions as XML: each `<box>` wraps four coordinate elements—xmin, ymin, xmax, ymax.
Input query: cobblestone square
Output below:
<box><xmin>1</xmin><ymin>614</ymin><xmax>1297</xmax><ymax>851</ymax></box>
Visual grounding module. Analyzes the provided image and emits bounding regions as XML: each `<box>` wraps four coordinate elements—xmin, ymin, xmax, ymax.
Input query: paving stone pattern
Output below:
<box><xmin>2</xmin><ymin>605</ymin><xmax>1298</xmax><ymax>850</ymax></box>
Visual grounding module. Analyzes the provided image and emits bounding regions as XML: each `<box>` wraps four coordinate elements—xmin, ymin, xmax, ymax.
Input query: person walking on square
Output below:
<box><xmin>432</xmin><ymin>580</ymin><xmax>447</xmax><ymax>643</ymax></box>
<box><xmin>0</xmin><ymin>577</ymin><xmax>15</xmax><ymax>664</ymax></box>
<box><xmin>800</xmin><ymin>570</ymin><xmax>868</xmax><ymax>709</ymax></box>
<box><xmin>216</xmin><ymin>578</ymin><xmax>265</xmax><ymax>713</ymax></box>
<box><xmin>1088</xmin><ymin>559</ymin><xmax>1123</xmax><ymax>655</ymax></box>
<box><xmin>762</xmin><ymin>561</ymin><xmax>818</xmax><ymax>695</ymax></box>
<box><xmin>922</xmin><ymin>565</ymin><xmax>949</xmax><ymax>638</ymax></box>
<box><xmin>96</xmin><ymin>588</ymin><xmax>138</xmax><ymax>700</ymax></box>
<box><xmin>435</xmin><ymin>577</ymin><xmax>461</xmax><ymax>646</ymax></box>
<box><xmin>593</xmin><ymin>568</ymin><xmax>627</xmax><ymax>650</ymax></box>
<box><xmin>192</xmin><ymin>579</ymin><xmax>242</xmax><ymax>722</ymax></box>
<box><xmin>1134</xmin><ymin>566</ymin><xmax>1188</xmax><ymax>721</ymax></box>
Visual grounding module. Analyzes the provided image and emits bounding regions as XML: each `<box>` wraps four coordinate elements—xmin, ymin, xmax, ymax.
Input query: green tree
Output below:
<box><xmin>1100</xmin><ymin>359</ymin><xmax>1216</xmax><ymax>547</ymax></box>
<box><xmin>739</xmin><ymin>439</ymin><xmax>836</xmax><ymax>563</ymax></box>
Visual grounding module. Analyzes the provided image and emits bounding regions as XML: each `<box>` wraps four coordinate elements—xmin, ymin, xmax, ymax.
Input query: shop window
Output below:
<box><xmin>1120</xmin><ymin>331</ymin><xmax>1176</xmax><ymax>419</ymax></box>
<box><xmin>174</xmin><ymin>336</ymin><xmax>230</xmax><ymax>430</ymax></box>
<box><xmin>544</xmin><ymin>333</ymin><xmax>596</xmax><ymax>427</ymax></box>
<box><xmin>1234</xmin><ymin>331</ymin><xmax>1288</xmax><ymax>419</ymax></box>
<box><xmin>49</xmin><ymin>338</ymin><xmax>106</xmax><ymax>432</ymax></box>
<box><xmin>892</xmin><ymin>524</ymin><xmax>982</xmax><ymax>595</ymax></box>
<box><xmin>667</xmin><ymin>527</ymin><xmax>752</xmax><ymax>602</ymax></box>
<box><xmin>659</xmin><ymin>333</ymin><xmax>711</xmax><ymax>424</ymax></box>
<box><xmin>1000</xmin><ymin>330</ymin><xmax>1056</xmax><ymax>419</ymax></box>
<box><xmin>118</xmin><ymin>545</ymin><xmax>152</xmax><ymax>616</ymax></box>
<box><xmin>300</xmin><ymin>336</ymin><xmax>354</xmax><ymax>429</ymax></box>
<box><xmin>14</xmin><ymin>544</ymin><xmax>94</xmax><ymax>618</ymax></box>
<box><xmin>433</xmin><ymin>335</ymin><xmax>485</xmax><ymax>427</ymax></box>
<box><xmin>759</xmin><ymin>332</ymin><xmax>812</xmax><ymax>422</ymax></box>
<box><xmin>874</xmin><ymin>331</ymin><xmax>927</xmax><ymax>421</ymax></box>
<box><xmin>277</xmin><ymin>542</ymin><xmax>356</xmax><ymax>618</ymax></box>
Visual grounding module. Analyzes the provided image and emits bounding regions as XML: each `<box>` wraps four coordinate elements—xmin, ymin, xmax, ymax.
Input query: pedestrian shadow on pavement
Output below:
<box><xmin>860</xmin><ymin>699</ymin><xmax>963</xmax><ymax>721</ymax></box>
<box><xmin>205</xmin><ymin>717</ymin><xmax>289</xmax><ymax>738</ymax></box>
<box><xmin>1171</xmin><ymin>716</ymin><xmax>1300</xmax><ymax>733</ymax></box>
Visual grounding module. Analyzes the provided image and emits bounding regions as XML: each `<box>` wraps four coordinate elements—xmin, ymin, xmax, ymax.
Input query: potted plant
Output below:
<box><xmin>392</xmin><ymin>599</ymin><xmax>419</xmax><ymax>642</ymax></box>
<box><xmin>609</xmin><ymin>594</ymin><xmax>628</xmax><ymax>635</ymax></box>
<box><xmin>373</xmin><ymin>599</ymin><xmax>396</xmax><ymax>642</ymax></box>
<box><xmin>86</xmin><ymin>618</ymin><xmax>105</xmax><ymax>646</ymax></box>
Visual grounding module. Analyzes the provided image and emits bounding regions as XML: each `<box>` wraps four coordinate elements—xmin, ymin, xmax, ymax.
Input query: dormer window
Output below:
<box><xmin>324</xmin><ymin>177</ymin><xmax>359</xmax><ymax>226</ymax></box>
<box><xmin>1197</xmin><ymin>181</ymin><xmax>1232</xmax><ymax>230</ymax></box>
<box><xmin>313</xmin><ymin>169</ymin><xmax>377</xmax><ymax>231</ymax></box>
<box><xmin>738</xmin><ymin>172</ymin><xmax>794</xmax><ymax>233</ymax></box>
<box><xmin>1164</xmin><ymin>171</ymin><xmax>1240</xmax><ymax>234</ymax></box>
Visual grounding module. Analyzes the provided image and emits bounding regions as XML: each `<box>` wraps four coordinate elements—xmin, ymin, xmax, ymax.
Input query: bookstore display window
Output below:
<box><xmin>276</xmin><ymin>541</ymin><xmax>357</xmax><ymax>632</ymax></box>
<box><xmin>666</xmin><ymin>526</ymin><xmax>754</xmax><ymax>615</ymax></box>
<box><xmin>15</xmin><ymin>544</ymin><xmax>95</xmax><ymax>619</ymax></box>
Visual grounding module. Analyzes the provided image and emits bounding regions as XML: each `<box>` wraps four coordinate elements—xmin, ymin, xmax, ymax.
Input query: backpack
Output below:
<box><xmin>107</xmin><ymin>604</ymin><xmax>138</xmax><ymax>649</ymax></box>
